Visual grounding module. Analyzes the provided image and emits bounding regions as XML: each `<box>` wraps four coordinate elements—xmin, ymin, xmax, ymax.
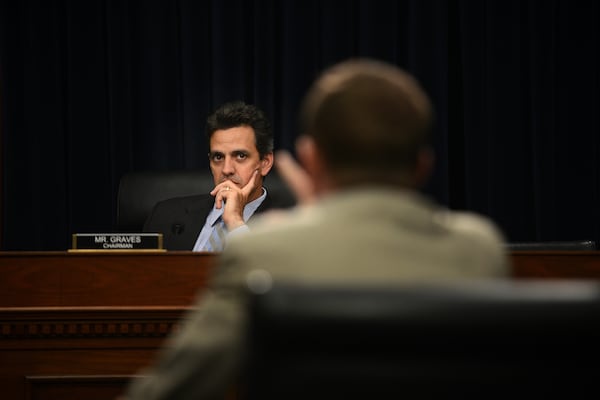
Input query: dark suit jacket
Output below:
<box><xmin>143</xmin><ymin>191</ymin><xmax>289</xmax><ymax>250</ymax></box>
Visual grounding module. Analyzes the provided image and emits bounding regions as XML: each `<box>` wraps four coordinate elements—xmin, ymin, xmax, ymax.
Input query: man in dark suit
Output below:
<box><xmin>143</xmin><ymin>101</ymin><xmax>293</xmax><ymax>250</ymax></box>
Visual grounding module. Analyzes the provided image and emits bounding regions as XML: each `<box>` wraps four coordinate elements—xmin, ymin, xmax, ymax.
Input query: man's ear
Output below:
<box><xmin>413</xmin><ymin>147</ymin><xmax>434</xmax><ymax>188</ymax></box>
<box><xmin>296</xmin><ymin>135</ymin><xmax>322</xmax><ymax>180</ymax></box>
<box><xmin>259</xmin><ymin>152</ymin><xmax>274</xmax><ymax>176</ymax></box>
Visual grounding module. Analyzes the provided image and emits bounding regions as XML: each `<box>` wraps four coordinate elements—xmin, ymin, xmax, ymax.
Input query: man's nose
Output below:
<box><xmin>222</xmin><ymin>156</ymin><xmax>235</xmax><ymax>175</ymax></box>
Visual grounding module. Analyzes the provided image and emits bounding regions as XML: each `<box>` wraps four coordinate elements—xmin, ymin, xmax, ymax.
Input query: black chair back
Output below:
<box><xmin>243</xmin><ymin>279</ymin><xmax>600</xmax><ymax>399</ymax></box>
<box><xmin>116</xmin><ymin>170</ymin><xmax>296</xmax><ymax>232</ymax></box>
<box><xmin>116</xmin><ymin>170</ymin><xmax>213</xmax><ymax>232</ymax></box>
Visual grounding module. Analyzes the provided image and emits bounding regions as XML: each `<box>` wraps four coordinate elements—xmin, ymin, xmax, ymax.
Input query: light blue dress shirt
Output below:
<box><xmin>192</xmin><ymin>188</ymin><xmax>267</xmax><ymax>251</ymax></box>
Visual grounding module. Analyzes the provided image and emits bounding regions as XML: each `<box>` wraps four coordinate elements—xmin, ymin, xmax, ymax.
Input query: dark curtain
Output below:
<box><xmin>0</xmin><ymin>0</ymin><xmax>598</xmax><ymax>251</ymax></box>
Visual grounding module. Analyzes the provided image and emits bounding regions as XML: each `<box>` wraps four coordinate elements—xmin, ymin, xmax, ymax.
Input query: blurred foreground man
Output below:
<box><xmin>125</xmin><ymin>58</ymin><xmax>510</xmax><ymax>400</ymax></box>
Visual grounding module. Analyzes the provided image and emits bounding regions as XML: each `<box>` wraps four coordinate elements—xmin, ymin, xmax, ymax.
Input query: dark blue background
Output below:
<box><xmin>1</xmin><ymin>0</ymin><xmax>598</xmax><ymax>250</ymax></box>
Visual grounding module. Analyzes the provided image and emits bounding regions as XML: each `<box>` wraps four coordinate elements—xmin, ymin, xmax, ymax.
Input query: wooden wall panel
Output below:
<box><xmin>0</xmin><ymin>251</ymin><xmax>214</xmax><ymax>307</ymax></box>
<box><xmin>0</xmin><ymin>307</ymin><xmax>185</xmax><ymax>400</ymax></box>
<box><xmin>25</xmin><ymin>376</ymin><xmax>133</xmax><ymax>400</ymax></box>
<box><xmin>2</xmin><ymin>250</ymin><xmax>600</xmax><ymax>400</ymax></box>
<box><xmin>0</xmin><ymin>252</ymin><xmax>209</xmax><ymax>400</ymax></box>
<box><xmin>510</xmin><ymin>251</ymin><xmax>600</xmax><ymax>279</ymax></box>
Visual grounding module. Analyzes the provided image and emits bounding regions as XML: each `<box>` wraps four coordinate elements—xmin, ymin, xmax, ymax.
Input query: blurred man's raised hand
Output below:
<box><xmin>275</xmin><ymin>150</ymin><xmax>316</xmax><ymax>205</ymax></box>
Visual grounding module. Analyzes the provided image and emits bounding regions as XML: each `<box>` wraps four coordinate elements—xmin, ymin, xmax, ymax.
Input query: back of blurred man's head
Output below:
<box><xmin>299</xmin><ymin>59</ymin><xmax>433</xmax><ymax>187</ymax></box>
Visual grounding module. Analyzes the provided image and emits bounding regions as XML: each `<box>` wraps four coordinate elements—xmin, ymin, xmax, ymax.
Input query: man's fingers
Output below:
<box><xmin>211</xmin><ymin>182</ymin><xmax>234</xmax><ymax>209</ymax></box>
<box><xmin>214</xmin><ymin>190</ymin><xmax>225</xmax><ymax>209</ymax></box>
<box><xmin>275</xmin><ymin>150</ymin><xmax>315</xmax><ymax>204</ymax></box>
<box><xmin>241</xmin><ymin>169</ymin><xmax>260</xmax><ymax>196</ymax></box>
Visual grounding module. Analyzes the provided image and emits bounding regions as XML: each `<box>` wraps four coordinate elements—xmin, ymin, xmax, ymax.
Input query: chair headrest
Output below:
<box><xmin>116</xmin><ymin>170</ymin><xmax>214</xmax><ymax>232</ymax></box>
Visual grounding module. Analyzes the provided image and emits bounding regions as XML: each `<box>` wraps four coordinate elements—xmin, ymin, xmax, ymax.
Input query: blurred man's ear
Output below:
<box><xmin>296</xmin><ymin>135</ymin><xmax>322</xmax><ymax>181</ymax></box>
<box><xmin>296</xmin><ymin>134</ymin><xmax>338</xmax><ymax>196</ymax></box>
<box><xmin>413</xmin><ymin>147</ymin><xmax>434</xmax><ymax>188</ymax></box>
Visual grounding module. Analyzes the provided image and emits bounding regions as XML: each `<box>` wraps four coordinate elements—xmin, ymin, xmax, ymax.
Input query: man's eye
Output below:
<box><xmin>236</xmin><ymin>153</ymin><xmax>248</xmax><ymax>160</ymax></box>
<box><xmin>211</xmin><ymin>154</ymin><xmax>224</xmax><ymax>161</ymax></box>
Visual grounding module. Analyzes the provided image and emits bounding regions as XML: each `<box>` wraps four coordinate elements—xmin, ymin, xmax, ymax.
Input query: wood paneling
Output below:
<box><xmin>2</xmin><ymin>250</ymin><xmax>600</xmax><ymax>400</ymax></box>
<box><xmin>0</xmin><ymin>251</ymin><xmax>212</xmax><ymax>400</ymax></box>
<box><xmin>510</xmin><ymin>251</ymin><xmax>600</xmax><ymax>279</ymax></box>
<box><xmin>0</xmin><ymin>251</ymin><xmax>214</xmax><ymax>307</ymax></box>
<box><xmin>0</xmin><ymin>306</ymin><xmax>186</xmax><ymax>400</ymax></box>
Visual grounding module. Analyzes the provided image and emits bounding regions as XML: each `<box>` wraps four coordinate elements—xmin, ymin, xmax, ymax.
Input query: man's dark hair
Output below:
<box><xmin>206</xmin><ymin>101</ymin><xmax>274</xmax><ymax>158</ymax></box>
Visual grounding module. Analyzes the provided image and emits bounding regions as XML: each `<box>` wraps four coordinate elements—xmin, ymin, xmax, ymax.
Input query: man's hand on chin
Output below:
<box><xmin>211</xmin><ymin>169</ymin><xmax>260</xmax><ymax>230</ymax></box>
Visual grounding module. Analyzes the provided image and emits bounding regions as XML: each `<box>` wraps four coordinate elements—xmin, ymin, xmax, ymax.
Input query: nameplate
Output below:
<box><xmin>71</xmin><ymin>233</ymin><xmax>164</xmax><ymax>251</ymax></box>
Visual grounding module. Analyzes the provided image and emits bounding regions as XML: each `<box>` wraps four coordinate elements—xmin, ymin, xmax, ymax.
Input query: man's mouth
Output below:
<box><xmin>221</xmin><ymin>178</ymin><xmax>240</xmax><ymax>186</ymax></box>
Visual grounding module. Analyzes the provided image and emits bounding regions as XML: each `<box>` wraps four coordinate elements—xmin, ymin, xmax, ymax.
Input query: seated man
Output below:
<box><xmin>143</xmin><ymin>101</ymin><xmax>293</xmax><ymax>251</ymax></box>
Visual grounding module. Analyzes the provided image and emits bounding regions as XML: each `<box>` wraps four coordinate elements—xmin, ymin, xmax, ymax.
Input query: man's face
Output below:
<box><xmin>208</xmin><ymin>126</ymin><xmax>272</xmax><ymax>198</ymax></box>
